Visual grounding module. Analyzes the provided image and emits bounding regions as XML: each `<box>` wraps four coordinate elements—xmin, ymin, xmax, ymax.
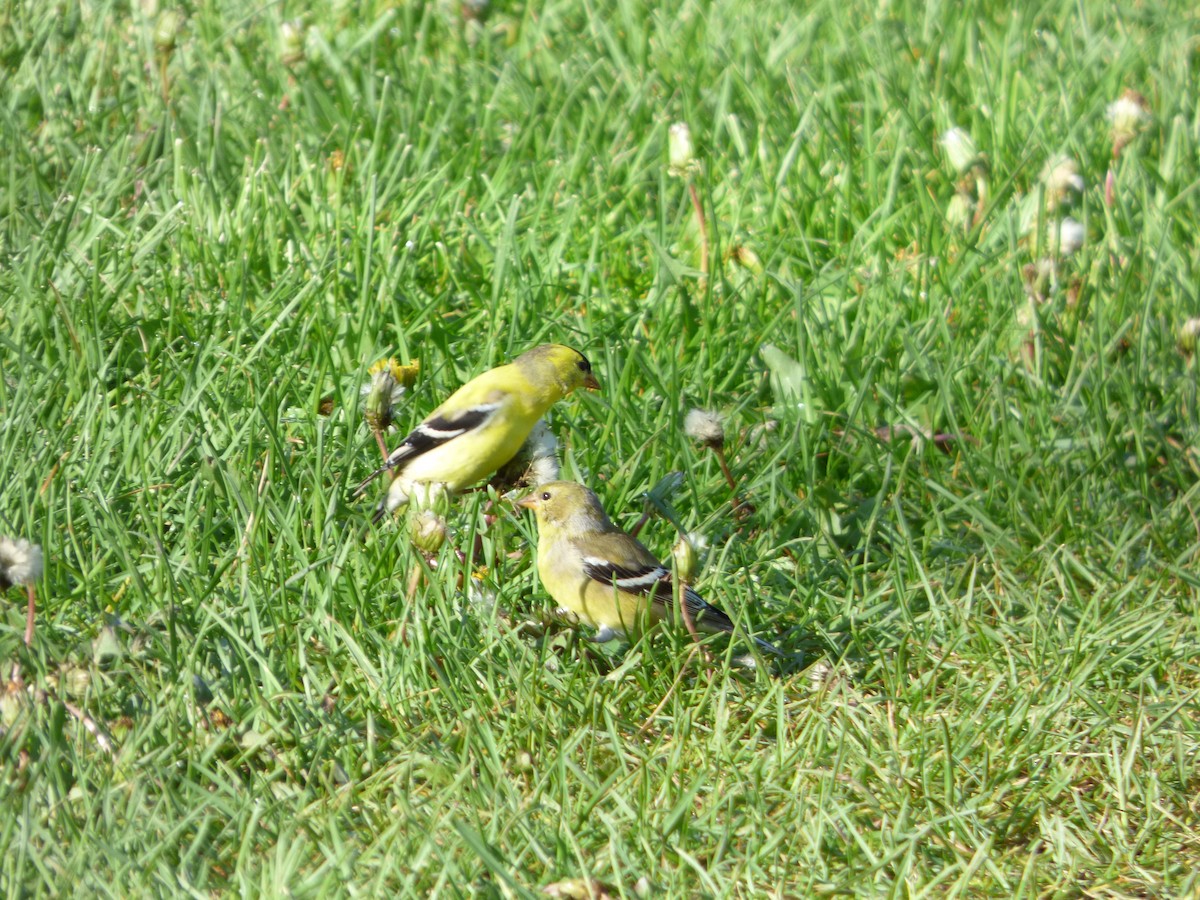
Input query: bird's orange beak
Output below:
<box><xmin>516</xmin><ymin>494</ymin><xmax>539</xmax><ymax>510</ymax></box>
<box><xmin>583</xmin><ymin>373</ymin><xmax>601</xmax><ymax>392</ymax></box>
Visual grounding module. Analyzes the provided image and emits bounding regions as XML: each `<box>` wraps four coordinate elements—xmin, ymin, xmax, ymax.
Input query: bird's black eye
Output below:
<box><xmin>541</xmin><ymin>491</ymin><xmax>552</xmax><ymax>501</ymax></box>
<box><xmin>576</xmin><ymin>356</ymin><xmax>592</xmax><ymax>373</ymax></box>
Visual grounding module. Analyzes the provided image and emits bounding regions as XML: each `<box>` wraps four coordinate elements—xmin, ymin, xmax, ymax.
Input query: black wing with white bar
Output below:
<box><xmin>580</xmin><ymin>557</ymin><xmax>735</xmax><ymax>631</ymax></box>
<box><xmin>353</xmin><ymin>401</ymin><xmax>503</xmax><ymax>497</ymax></box>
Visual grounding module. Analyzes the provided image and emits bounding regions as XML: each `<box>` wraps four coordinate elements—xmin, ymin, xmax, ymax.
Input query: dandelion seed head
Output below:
<box><xmin>683</xmin><ymin>408</ymin><xmax>725</xmax><ymax>449</ymax></box>
<box><xmin>1058</xmin><ymin>218</ymin><xmax>1085</xmax><ymax>255</ymax></box>
<box><xmin>0</xmin><ymin>537</ymin><xmax>42</xmax><ymax>590</ymax></box>
<box><xmin>1041</xmin><ymin>155</ymin><xmax>1084</xmax><ymax>205</ymax></box>
<box><xmin>527</xmin><ymin>454</ymin><xmax>561</xmax><ymax>486</ymax></box>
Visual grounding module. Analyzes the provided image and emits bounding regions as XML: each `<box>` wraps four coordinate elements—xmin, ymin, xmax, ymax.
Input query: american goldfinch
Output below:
<box><xmin>356</xmin><ymin>344</ymin><xmax>600</xmax><ymax>522</ymax></box>
<box><xmin>518</xmin><ymin>481</ymin><xmax>782</xmax><ymax>656</ymax></box>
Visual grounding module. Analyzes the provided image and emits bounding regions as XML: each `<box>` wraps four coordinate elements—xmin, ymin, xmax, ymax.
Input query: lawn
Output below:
<box><xmin>2</xmin><ymin>0</ymin><xmax>1199</xmax><ymax>895</ymax></box>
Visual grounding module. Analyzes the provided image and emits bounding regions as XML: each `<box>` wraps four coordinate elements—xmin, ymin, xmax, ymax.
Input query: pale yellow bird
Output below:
<box><xmin>519</xmin><ymin>481</ymin><xmax>782</xmax><ymax>655</ymax></box>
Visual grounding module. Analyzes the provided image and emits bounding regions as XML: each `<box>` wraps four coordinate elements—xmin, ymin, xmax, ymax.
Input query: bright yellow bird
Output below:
<box><xmin>357</xmin><ymin>345</ymin><xmax>599</xmax><ymax>522</ymax></box>
<box><xmin>519</xmin><ymin>481</ymin><xmax>782</xmax><ymax>656</ymax></box>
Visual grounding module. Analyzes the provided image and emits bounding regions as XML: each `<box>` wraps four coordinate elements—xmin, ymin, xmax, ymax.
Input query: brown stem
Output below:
<box><xmin>678</xmin><ymin>581</ymin><xmax>700</xmax><ymax>643</ymax></box>
<box><xmin>676</xmin><ymin>577</ymin><xmax>713</xmax><ymax>670</ymax></box>
<box><xmin>714</xmin><ymin>446</ymin><xmax>737</xmax><ymax>493</ymax></box>
<box><xmin>628</xmin><ymin>510</ymin><xmax>651</xmax><ymax>539</ymax></box>
<box><xmin>279</xmin><ymin>73</ymin><xmax>297</xmax><ymax>111</ymax></box>
<box><xmin>971</xmin><ymin>175</ymin><xmax>987</xmax><ymax>227</ymax></box>
<box><xmin>688</xmin><ymin>180</ymin><xmax>709</xmax><ymax>278</ymax></box>
<box><xmin>714</xmin><ymin>446</ymin><xmax>754</xmax><ymax>519</ymax></box>
<box><xmin>24</xmin><ymin>585</ymin><xmax>35</xmax><ymax>648</ymax></box>
<box><xmin>373</xmin><ymin>428</ymin><xmax>391</xmax><ymax>462</ymax></box>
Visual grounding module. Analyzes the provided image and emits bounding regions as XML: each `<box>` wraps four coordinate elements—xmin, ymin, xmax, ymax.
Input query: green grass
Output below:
<box><xmin>2</xmin><ymin>0</ymin><xmax>1200</xmax><ymax>894</ymax></box>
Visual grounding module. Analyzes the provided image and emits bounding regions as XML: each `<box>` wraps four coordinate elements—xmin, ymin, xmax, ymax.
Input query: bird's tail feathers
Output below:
<box><xmin>752</xmin><ymin>635</ymin><xmax>786</xmax><ymax>657</ymax></box>
<box><xmin>355</xmin><ymin>445</ymin><xmax>414</xmax><ymax>497</ymax></box>
<box><xmin>353</xmin><ymin>464</ymin><xmax>391</xmax><ymax>499</ymax></box>
<box><xmin>353</xmin><ymin>440</ymin><xmax>418</xmax><ymax>499</ymax></box>
<box><xmin>689</xmin><ymin>592</ymin><xmax>786</xmax><ymax>658</ymax></box>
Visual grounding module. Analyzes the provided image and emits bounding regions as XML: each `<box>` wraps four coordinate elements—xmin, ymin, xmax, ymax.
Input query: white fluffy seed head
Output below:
<box><xmin>527</xmin><ymin>454</ymin><xmax>561</xmax><ymax>486</ymax></box>
<box><xmin>495</xmin><ymin>419</ymin><xmax>561</xmax><ymax>488</ymax></box>
<box><xmin>1107</xmin><ymin>92</ymin><xmax>1150</xmax><ymax>134</ymax></box>
<box><xmin>1058</xmin><ymin>218</ymin><xmax>1085</xmax><ymax>255</ymax></box>
<box><xmin>939</xmin><ymin>127</ymin><xmax>980</xmax><ymax>176</ymax></box>
<box><xmin>1107</xmin><ymin>91</ymin><xmax>1151</xmax><ymax>156</ymax></box>
<box><xmin>524</xmin><ymin>419</ymin><xmax>558</xmax><ymax>461</ymax></box>
<box><xmin>684</xmin><ymin>408</ymin><xmax>725</xmax><ymax>449</ymax></box>
<box><xmin>1041</xmin><ymin>155</ymin><xmax>1084</xmax><ymax>204</ymax></box>
<box><xmin>0</xmin><ymin>536</ymin><xmax>43</xmax><ymax>588</ymax></box>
